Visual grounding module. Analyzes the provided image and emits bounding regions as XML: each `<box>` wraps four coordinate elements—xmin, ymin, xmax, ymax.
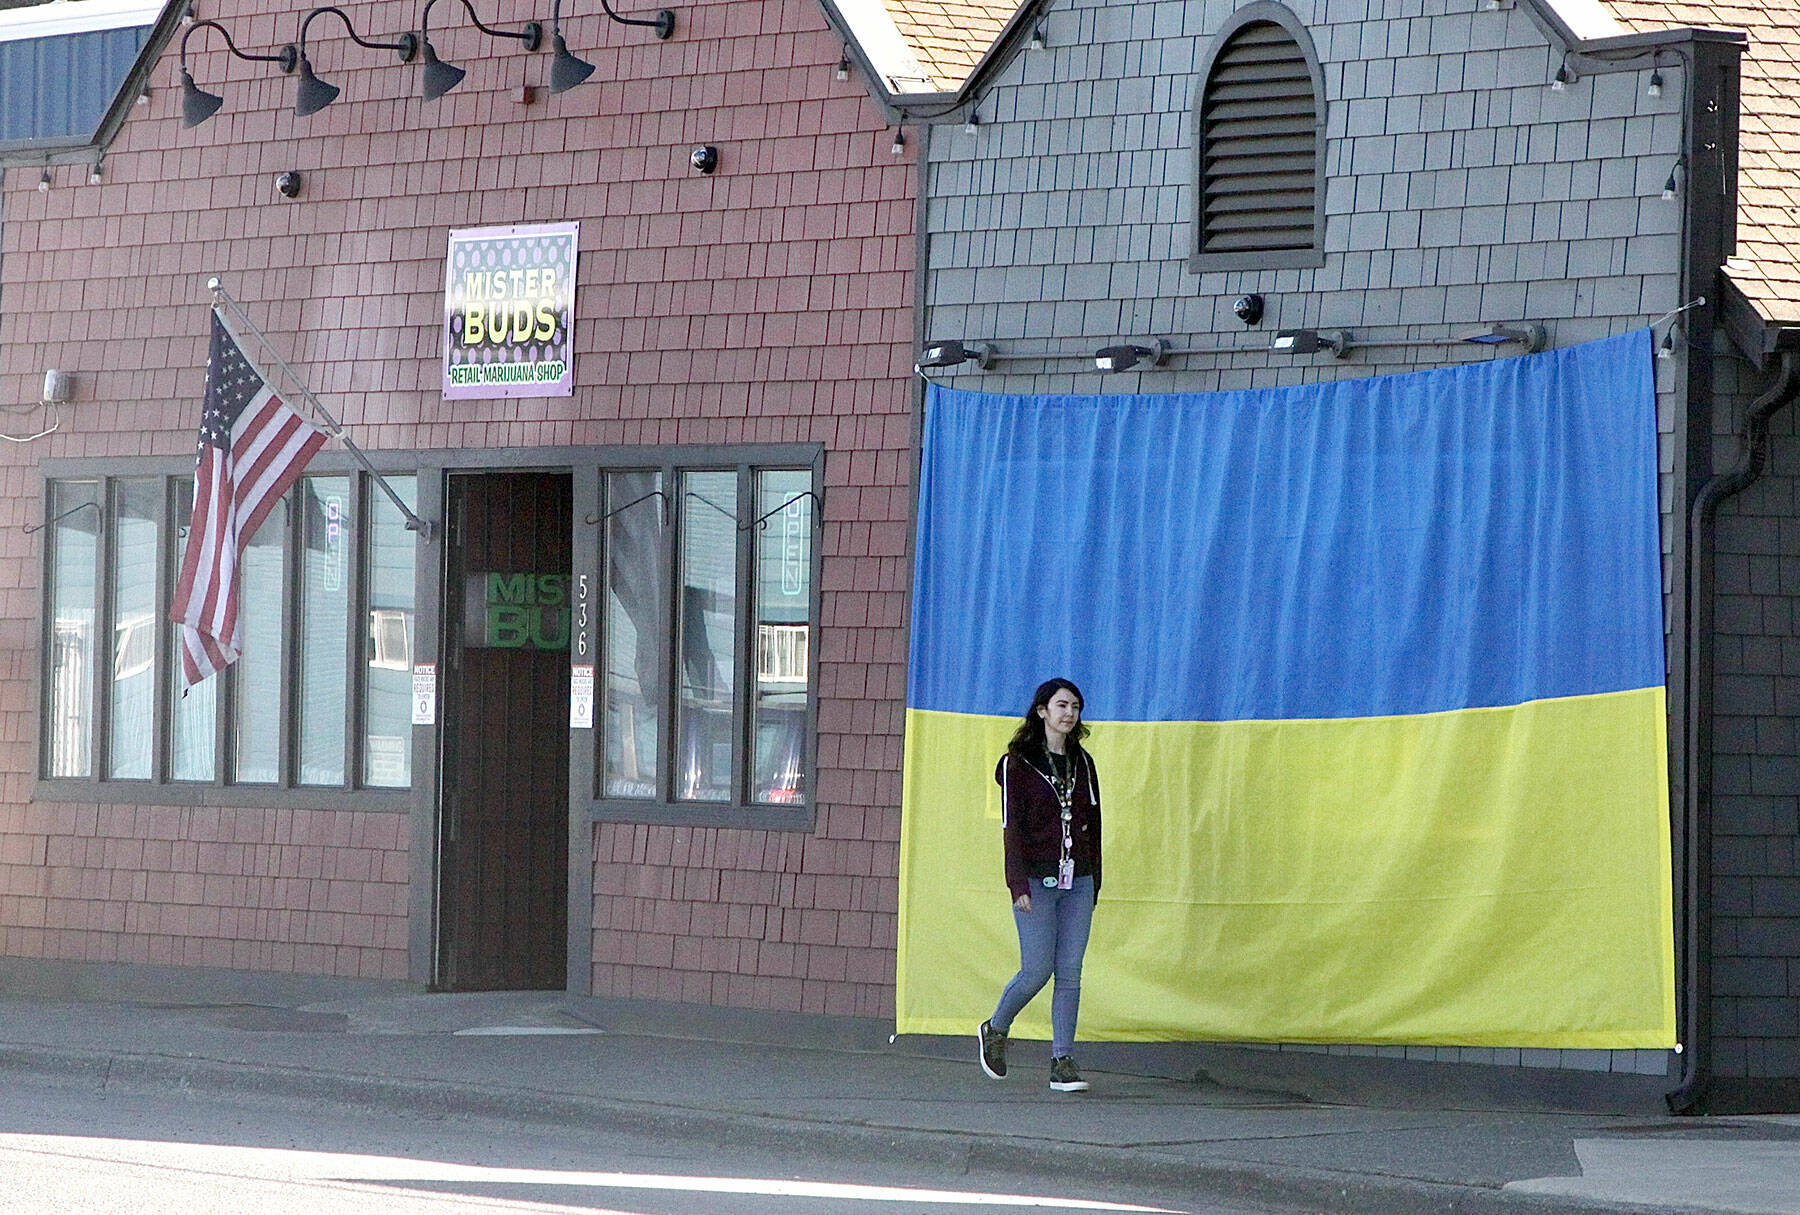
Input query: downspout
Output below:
<box><xmin>1668</xmin><ymin>348</ymin><xmax>1800</xmax><ymax>1114</ymax></box>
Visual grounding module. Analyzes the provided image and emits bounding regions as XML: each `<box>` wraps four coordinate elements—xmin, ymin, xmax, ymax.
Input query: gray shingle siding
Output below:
<box><xmin>1711</xmin><ymin>380</ymin><xmax>1800</xmax><ymax>1080</ymax></box>
<box><xmin>925</xmin><ymin>1</ymin><xmax>1684</xmax><ymax>390</ymax></box>
<box><xmin>917</xmin><ymin>0</ymin><xmax>1763</xmax><ymax>1080</ymax></box>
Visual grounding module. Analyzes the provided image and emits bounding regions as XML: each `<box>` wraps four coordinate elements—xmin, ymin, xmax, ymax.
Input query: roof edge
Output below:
<box><xmin>1720</xmin><ymin>278</ymin><xmax>1800</xmax><ymax>364</ymax></box>
<box><xmin>77</xmin><ymin>0</ymin><xmax>185</xmax><ymax>156</ymax></box>
<box><xmin>887</xmin><ymin>0</ymin><xmax>1042</xmax><ymax>113</ymax></box>
<box><xmin>815</xmin><ymin>0</ymin><xmax>941</xmax><ymax>96</ymax></box>
<box><xmin>1521</xmin><ymin>0</ymin><xmax>1745</xmax><ymax>54</ymax></box>
<box><xmin>1543</xmin><ymin>0</ymin><xmax>1626</xmax><ymax>39</ymax></box>
<box><xmin>0</xmin><ymin>0</ymin><xmax>184</xmax><ymax>164</ymax></box>
<box><xmin>918</xmin><ymin>0</ymin><xmax>1746</xmax><ymax>115</ymax></box>
<box><xmin>0</xmin><ymin>0</ymin><xmax>162</xmax><ymax>43</ymax></box>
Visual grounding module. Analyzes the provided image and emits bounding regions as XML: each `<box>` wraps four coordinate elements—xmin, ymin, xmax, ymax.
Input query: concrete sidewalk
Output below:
<box><xmin>0</xmin><ymin>962</ymin><xmax>1795</xmax><ymax>1215</ymax></box>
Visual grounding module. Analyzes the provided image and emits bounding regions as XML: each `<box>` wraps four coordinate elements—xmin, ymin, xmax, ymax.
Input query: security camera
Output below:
<box><xmin>690</xmin><ymin>145</ymin><xmax>718</xmax><ymax>175</ymax></box>
<box><xmin>1233</xmin><ymin>294</ymin><xmax>1265</xmax><ymax>326</ymax></box>
<box><xmin>276</xmin><ymin>170</ymin><xmax>302</xmax><ymax>198</ymax></box>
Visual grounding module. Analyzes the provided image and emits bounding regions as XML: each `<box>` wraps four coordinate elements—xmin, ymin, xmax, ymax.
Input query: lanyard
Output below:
<box><xmin>1041</xmin><ymin>749</ymin><xmax>1076</xmax><ymax>886</ymax></box>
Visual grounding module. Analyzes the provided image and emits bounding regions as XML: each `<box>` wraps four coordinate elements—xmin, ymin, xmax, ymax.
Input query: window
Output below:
<box><xmin>592</xmin><ymin>459</ymin><xmax>817</xmax><ymax>821</ymax></box>
<box><xmin>39</xmin><ymin>468</ymin><xmax>417</xmax><ymax>794</ymax></box>
<box><xmin>43</xmin><ymin>481</ymin><xmax>99</xmax><ymax>779</ymax></box>
<box><xmin>1189</xmin><ymin>4</ymin><xmax>1325</xmax><ymax>271</ymax></box>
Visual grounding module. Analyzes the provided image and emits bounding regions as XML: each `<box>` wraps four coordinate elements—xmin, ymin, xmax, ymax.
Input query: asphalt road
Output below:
<box><xmin>0</xmin><ymin>1072</ymin><xmax>1271</xmax><ymax>1215</ymax></box>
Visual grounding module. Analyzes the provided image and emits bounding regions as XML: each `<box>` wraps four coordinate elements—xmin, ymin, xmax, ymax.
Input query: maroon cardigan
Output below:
<box><xmin>995</xmin><ymin>747</ymin><xmax>1102</xmax><ymax>902</ymax></box>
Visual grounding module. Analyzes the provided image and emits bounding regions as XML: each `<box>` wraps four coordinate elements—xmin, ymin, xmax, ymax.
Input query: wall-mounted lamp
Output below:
<box><xmin>276</xmin><ymin>169</ymin><xmax>303</xmax><ymax>197</ymax></box>
<box><xmin>916</xmin><ymin>340</ymin><xmax>995</xmax><ymax>371</ymax></box>
<box><xmin>1647</xmin><ymin>70</ymin><xmax>1664</xmax><ymax>98</ymax></box>
<box><xmin>290</xmin><ymin>6</ymin><xmax>419</xmax><ymax>118</ymax></box>
<box><xmin>548</xmin><ymin>0</ymin><xmax>675</xmax><ymax>85</ymax></box>
<box><xmin>1550</xmin><ymin>63</ymin><xmax>1574</xmax><ymax>91</ymax></box>
<box><xmin>1271</xmin><ymin>329</ymin><xmax>1350</xmax><ymax>357</ymax></box>
<box><xmin>177</xmin><ymin>18</ymin><xmax>298</xmax><ymax>128</ymax></box>
<box><xmin>1659</xmin><ymin>323</ymin><xmax>1681</xmax><ymax>360</ymax></box>
<box><xmin>1028</xmin><ymin>25</ymin><xmax>1046</xmax><ymax>50</ymax></box>
<box><xmin>690</xmin><ymin>144</ymin><xmax>718</xmax><ymax>174</ymax></box>
<box><xmin>1095</xmin><ymin>340</ymin><xmax>1170</xmax><ymax>373</ymax></box>
<box><xmin>417</xmin><ymin>0</ymin><xmax>542</xmax><ymax>101</ymax></box>
<box><xmin>1233</xmin><ymin>294</ymin><xmax>1264</xmax><ymax>326</ymax></box>
<box><xmin>1662</xmin><ymin>156</ymin><xmax>1685</xmax><ymax>201</ymax></box>
<box><xmin>963</xmin><ymin>112</ymin><xmax>979</xmax><ymax>135</ymax></box>
<box><xmin>1458</xmin><ymin>322</ymin><xmax>1547</xmax><ymax>352</ymax></box>
<box><xmin>87</xmin><ymin>160</ymin><xmax>103</xmax><ymax>185</ymax></box>
<box><xmin>37</xmin><ymin>167</ymin><xmax>50</xmax><ymax>192</ymax></box>
<box><xmin>890</xmin><ymin>129</ymin><xmax>905</xmax><ymax>155</ymax></box>
<box><xmin>547</xmin><ymin>0</ymin><xmax>593</xmax><ymax>91</ymax></box>
<box><xmin>836</xmin><ymin>51</ymin><xmax>849</xmax><ymax>81</ymax></box>
<box><xmin>918</xmin><ymin>325</ymin><xmax>1549</xmax><ymax>373</ymax></box>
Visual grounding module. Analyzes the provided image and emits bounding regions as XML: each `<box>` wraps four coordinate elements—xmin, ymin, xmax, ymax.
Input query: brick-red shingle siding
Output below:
<box><xmin>0</xmin><ymin>0</ymin><xmax>914</xmax><ymax>1014</ymax></box>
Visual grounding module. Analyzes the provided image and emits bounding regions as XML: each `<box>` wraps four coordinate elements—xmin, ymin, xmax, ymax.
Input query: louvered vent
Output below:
<box><xmin>1198</xmin><ymin>21</ymin><xmax>1318</xmax><ymax>254</ymax></box>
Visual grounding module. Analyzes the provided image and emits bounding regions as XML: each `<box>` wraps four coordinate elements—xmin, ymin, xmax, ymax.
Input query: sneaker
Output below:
<box><xmin>1049</xmin><ymin>1055</ymin><xmax>1088</xmax><ymax>1092</ymax></box>
<box><xmin>978</xmin><ymin>1020</ymin><xmax>1008</xmax><ymax>1079</ymax></box>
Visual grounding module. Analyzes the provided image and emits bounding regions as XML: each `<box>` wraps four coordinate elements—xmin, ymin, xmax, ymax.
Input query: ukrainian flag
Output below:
<box><xmin>899</xmin><ymin>330</ymin><xmax>1674</xmax><ymax>1048</ymax></box>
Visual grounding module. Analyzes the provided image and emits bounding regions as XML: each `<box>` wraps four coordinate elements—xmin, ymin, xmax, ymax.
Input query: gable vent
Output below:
<box><xmin>1197</xmin><ymin>20</ymin><xmax>1319</xmax><ymax>254</ymax></box>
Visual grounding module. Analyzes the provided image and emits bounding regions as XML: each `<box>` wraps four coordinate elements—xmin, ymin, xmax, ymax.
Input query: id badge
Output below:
<box><xmin>1057</xmin><ymin>858</ymin><xmax>1074</xmax><ymax>889</ymax></box>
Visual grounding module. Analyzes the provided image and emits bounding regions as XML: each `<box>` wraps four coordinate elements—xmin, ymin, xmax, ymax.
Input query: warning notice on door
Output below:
<box><xmin>570</xmin><ymin>663</ymin><xmax>594</xmax><ymax>729</ymax></box>
<box><xmin>412</xmin><ymin>663</ymin><xmax>437</xmax><ymax>725</ymax></box>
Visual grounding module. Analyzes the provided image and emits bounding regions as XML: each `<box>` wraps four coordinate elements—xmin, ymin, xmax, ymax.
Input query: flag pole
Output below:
<box><xmin>206</xmin><ymin>277</ymin><xmax>435</xmax><ymax>544</ymax></box>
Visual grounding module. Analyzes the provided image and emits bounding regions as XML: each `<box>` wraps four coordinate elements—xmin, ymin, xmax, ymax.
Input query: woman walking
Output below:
<box><xmin>978</xmin><ymin>677</ymin><xmax>1102</xmax><ymax>1092</ymax></box>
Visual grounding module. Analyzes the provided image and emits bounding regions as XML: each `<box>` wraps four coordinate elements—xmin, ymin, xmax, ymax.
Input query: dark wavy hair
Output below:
<box><xmin>1007</xmin><ymin>677</ymin><xmax>1089</xmax><ymax>759</ymax></box>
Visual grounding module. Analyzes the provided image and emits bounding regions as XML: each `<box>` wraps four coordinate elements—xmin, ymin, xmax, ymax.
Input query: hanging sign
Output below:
<box><xmin>442</xmin><ymin>221</ymin><xmax>578</xmax><ymax>399</ymax></box>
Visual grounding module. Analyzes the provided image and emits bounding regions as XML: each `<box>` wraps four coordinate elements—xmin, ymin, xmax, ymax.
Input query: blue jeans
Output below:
<box><xmin>990</xmin><ymin>874</ymin><xmax>1095</xmax><ymax>1057</ymax></box>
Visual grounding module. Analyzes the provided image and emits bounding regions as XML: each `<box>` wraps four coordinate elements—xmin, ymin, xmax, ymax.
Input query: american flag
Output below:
<box><xmin>170</xmin><ymin>311</ymin><xmax>327</xmax><ymax>686</ymax></box>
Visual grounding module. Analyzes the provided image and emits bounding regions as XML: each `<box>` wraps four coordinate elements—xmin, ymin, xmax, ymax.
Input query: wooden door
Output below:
<box><xmin>438</xmin><ymin>472</ymin><xmax>571</xmax><ymax>990</ymax></box>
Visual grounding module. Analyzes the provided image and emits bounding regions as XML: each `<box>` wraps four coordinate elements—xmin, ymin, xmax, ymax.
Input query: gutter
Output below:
<box><xmin>1667</xmin><ymin>348</ymin><xmax>1800</xmax><ymax>1114</ymax></box>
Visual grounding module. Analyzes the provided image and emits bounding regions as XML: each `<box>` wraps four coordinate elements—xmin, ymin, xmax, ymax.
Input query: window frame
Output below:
<box><xmin>34</xmin><ymin>455</ymin><xmax>416</xmax><ymax>810</ymax></box>
<box><xmin>578</xmin><ymin>444</ymin><xmax>824</xmax><ymax>832</ymax></box>
<box><xmin>1187</xmin><ymin>1</ymin><xmax>1328</xmax><ymax>274</ymax></box>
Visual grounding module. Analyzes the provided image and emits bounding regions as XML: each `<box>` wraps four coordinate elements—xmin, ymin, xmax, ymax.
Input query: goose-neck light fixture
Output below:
<box><xmin>178</xmin><ymin>18</ymin><xmax>299</xmax><ymax>128</ymax></box>
<box><xmin>418</xmin><ymin>0</ymin><xmax>542</xmax><ymax>101</ymax></box>
<box><xmin>291</xmin><ymin>5</ymin><xmax>420</xmax><ymax>117</ymax></box>
<box><xmin>599</xmin><ymin>0</ymin><xmax>675</xmax><ymax>40</ymax></box>
<box><xmin>547</xmin><ymin>0</ymin><xmax>594</xmax><ymax>92</ymax></box>
<box><xmin>548</xmin><ymin>0</ymin><xmax>676</xmax><ymax>93</ymax></box>
<box><xmin>547</xmin><ymin>38</ymin><xmax>593</xmax><ymax>90</ymax></box>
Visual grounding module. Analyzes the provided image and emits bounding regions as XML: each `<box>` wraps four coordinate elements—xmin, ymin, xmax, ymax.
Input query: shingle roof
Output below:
<box><xmin>1606</xmin><ymin>2</ymin><xmax>1800</xmax><ymax>328</ymax></box>
<box><xmin>883</xmin><ymin>1</ymin><xmax>1018</xmax><ymax>92</ymax></box>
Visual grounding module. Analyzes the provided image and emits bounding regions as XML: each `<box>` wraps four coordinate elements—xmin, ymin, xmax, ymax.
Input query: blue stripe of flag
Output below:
<box><xmin>908</xmin><ymin>329</ymin><xmax>1663</xmax><ymax>723</ymax></box>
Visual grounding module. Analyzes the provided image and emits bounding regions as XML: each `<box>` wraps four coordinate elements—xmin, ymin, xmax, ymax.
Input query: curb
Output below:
<box><xmin>0</xmin><ymin>1041</ymin><xmax>1700</xmax><ymax>1215</ymax></box>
